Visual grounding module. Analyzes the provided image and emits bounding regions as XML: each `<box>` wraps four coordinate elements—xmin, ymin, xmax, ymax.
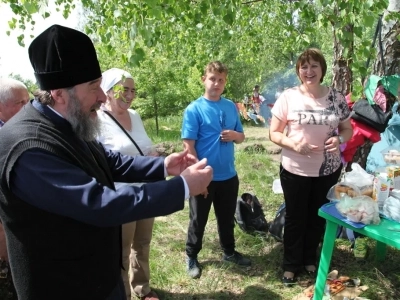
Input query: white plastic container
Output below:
<box><xmin>373</xmin><ymin>173</ymin><xmax>390</xmax><ymax>211</ymax></box>
<box><xmin>272</xmin><ymin>179</ymin><xmax>283</xmax><ymax>194</ymax></box>
<box><xmin>381</xmin><ymin>147</ymin><xmax>400</xmax><ymax>165</ymax></box>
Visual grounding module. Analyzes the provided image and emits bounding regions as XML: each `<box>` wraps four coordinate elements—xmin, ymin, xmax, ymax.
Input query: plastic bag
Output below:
<box><xmin>327</xmin><ymin>182</ymin><xmax>361</xmax><ymax>202</ymax></box>
<box><xmin>382</xmin><ymin>196</ymin><xmax>400</xmax><ymax>222</ymax></box>
<box><xmin>381</xmin><ymin>146</ymin><xmax>400</xmax><ymax>165</ymax></box>
<box><xmin>343</xmin><ymin>163</ymin><xmax>374</xmax><ymax>196</ymax></box>
<box><xmin>336</xmin><ymin>195</ymin><xmax>380</xmax><ymax>225</ymax></box>
<box><xmin>272</xmin><ymin>179</ymin><xmax>283</xmax><ymax>194</ymax></box>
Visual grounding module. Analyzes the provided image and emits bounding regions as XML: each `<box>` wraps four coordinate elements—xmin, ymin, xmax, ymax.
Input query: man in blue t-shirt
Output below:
<box><xmin>181</xmin><ymin>61</ymin><xmax>251</xmax><ymax>279</ymax></box>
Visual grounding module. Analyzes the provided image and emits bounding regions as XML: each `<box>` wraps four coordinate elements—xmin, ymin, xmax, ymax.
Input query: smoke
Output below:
<box><xmin>261</xmin><ymin>66</ymin><xmax>299</xmax><ymax>103</ymax></box>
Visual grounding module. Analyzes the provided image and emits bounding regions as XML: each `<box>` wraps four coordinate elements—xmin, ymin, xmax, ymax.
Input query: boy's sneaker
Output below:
<box><xmin>186</xmin><ymin>257</ymin><xmax>201</xmax><ymax>279</ymax></box>
<box><xmin>222</xmin><ymin>251</ymin><xmax>251</xmax><ymax>266</ymax></box>
<box><xmin>353</xmin><ymin>237</ymin><xmax>367</xmax><ymax>260</ymax></box>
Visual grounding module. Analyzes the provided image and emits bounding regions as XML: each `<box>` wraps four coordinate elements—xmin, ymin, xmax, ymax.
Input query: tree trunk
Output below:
<box><xmin>153</xmin><ymin>96</ymin><xmax>159</xmax><ymax>136</ymax></box>
<box><xmin>345</xmin><ymin>139</ymin><xmax>374</xmax><ymax>172</ymax></box>
<box><xmin>332</xmin><ymin>23</ymin><xmax>354</xmax><ymax>95</ymax></box>
<box><xmin>351</xmin><ymin>0</ymin><xmax>400</xmax><ymax>172</ymax></box>
<box><xmin>373</xmin><ymin>0</ymin><xmax>400</xmax><ymax>75</ymax></box>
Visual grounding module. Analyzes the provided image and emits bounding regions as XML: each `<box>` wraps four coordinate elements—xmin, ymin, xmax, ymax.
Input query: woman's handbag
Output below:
<box><xmin>351</xmin><ymin>99</ymin><xmax>392</xmax><ymax>133</ymax></box>
<box><xmin>103</xmin><ymin>110</ymin><xmax>145</xmax><ymax>155</ymax></box>
<box><xmin>103</xmin><ymin>110</ymin><xmax>163</xmax><ymax>183</ymax></box>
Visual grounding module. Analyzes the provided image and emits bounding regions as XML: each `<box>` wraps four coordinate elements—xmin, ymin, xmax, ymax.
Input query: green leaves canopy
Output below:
<box><xmin>2</xmin><ymin>0</ymin><xmax>392</xmax><ymax>115</ymax></box>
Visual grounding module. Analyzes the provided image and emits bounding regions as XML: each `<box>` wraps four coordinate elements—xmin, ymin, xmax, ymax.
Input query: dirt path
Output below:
<box><xmin>238</xmin><ymin>126</ymin><xmax>282</xmax><ymax>162</ymax></box>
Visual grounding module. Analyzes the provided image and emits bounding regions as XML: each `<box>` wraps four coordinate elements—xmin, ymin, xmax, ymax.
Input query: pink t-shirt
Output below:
<box><xmin>271</xmin><ymin>87</ymin><xmax>351</xmax><ymax>177</ymax></box>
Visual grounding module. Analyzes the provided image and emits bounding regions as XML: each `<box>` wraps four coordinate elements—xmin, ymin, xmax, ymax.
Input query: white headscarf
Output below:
<box><xmin>100</xmin><ymin>68</ymin><xmax>133</xmax><ymax>93</ymax></box>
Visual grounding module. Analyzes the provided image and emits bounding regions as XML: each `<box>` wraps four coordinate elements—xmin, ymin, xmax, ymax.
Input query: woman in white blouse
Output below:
<box><xmin>97</xmin><ymin>68</ymin><xmax>159</xmax><ymax>300</ymax></box>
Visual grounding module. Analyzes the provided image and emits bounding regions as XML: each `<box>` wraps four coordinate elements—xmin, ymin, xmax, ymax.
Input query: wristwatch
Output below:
<box><xmin>338</xmin><ymin>135</ymin><xmax>344</xmax><ymax>144</ymax></box>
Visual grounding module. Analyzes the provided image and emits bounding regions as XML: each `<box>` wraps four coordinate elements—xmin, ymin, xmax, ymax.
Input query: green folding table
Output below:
<box><xmin>313</xmin><ymin>203</ymin><xmax>400</xmax><ymax>300</ymax></box>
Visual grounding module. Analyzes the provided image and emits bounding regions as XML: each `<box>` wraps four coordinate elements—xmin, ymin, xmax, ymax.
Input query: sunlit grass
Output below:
<box><xmin>140</xmin><ymin>114</ymin><xmax>400</xmax><ymax>299</ymax></box>
<box><xmin>141</xmin><ymin>115</ymin><xmax>400</xmax><ymax>299</ymax></box>
<box><xmin>143</xmin><ymin>115</ymin><xmax>183</xmax><ymax>144</ymax></box>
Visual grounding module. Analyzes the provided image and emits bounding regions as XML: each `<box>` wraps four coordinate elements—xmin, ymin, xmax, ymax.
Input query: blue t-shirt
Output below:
<box><xmin>181</xmin><ymin>96</ymin><xmax>244</xmax><ymax>181</ymax></box>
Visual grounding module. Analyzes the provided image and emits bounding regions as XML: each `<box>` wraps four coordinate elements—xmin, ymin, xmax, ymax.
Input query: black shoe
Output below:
<box><xmin>186</xmin><ymin>257</ymin><xmax>201</xmax><ymax>279</ymax></box>
<box><xmin>304</xmin><ymin>266</ymin><xmax>317</xmax><ymax>278</ymax></box>
<box><xmin>281</xmin><ymin>276</ymin><xmax>296</xmax><ymax>287</ymax></box>
<box><xmin>222</xmin><ymin>251</ymin><xmax>251</xmax><ymax>266</ymax></box>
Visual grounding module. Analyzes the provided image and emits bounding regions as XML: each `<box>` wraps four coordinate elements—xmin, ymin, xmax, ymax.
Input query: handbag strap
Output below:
<box><xmin>103</xmin><ymin>110</ymin><xmax>145</xmax><ymax>156</ymax></box>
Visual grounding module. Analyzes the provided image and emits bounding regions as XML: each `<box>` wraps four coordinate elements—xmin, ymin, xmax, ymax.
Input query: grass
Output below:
<box><xmin>143</xmin><ymin>115</ymin><xmax>400</xmax><ymax>300</ymax></box>
<box><xmin>1</xmin><ymin>115</ymin><xmax>400</xmax><ymax>299</ymax></box>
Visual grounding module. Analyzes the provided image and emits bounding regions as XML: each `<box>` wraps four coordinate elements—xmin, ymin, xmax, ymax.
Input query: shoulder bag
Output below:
<box><xmin>103</xmin><ymin>110</ymin><xmax>145</xmax><ymax>156</ymax></box>
<box><xmin>351</xmin><ymin>99</ymin><xmax>392</xmax><ymax>133</ymax></box>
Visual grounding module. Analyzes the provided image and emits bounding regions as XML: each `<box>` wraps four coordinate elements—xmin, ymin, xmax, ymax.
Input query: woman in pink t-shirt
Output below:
<box><xmin>270</xmin><ymin>48</ymin><xmax>353</xmax><ymax>286</ymax></box>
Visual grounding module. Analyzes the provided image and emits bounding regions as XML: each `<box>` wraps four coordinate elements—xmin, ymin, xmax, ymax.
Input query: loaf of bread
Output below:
<box><xmin>361</xmin><ymin>187</ymin><xmax>373</xmax><ymax>197</ymax></box>
<box><xmin>334</xmin><ymin>183</ymin><xmax>359</xmax><ymax>199</ymax></box>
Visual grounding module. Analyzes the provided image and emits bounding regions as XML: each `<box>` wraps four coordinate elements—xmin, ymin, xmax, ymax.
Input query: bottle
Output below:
<box><xmin>322</xmin><ymin>283</ymin><xmax>331</xmax><ymax>300</ymax></box>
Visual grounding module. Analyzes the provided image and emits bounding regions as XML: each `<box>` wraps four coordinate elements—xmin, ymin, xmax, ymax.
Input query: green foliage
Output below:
<box><xmin>3</xmin><ymin>0</ymin><xmax>396</xmax><ymax>110</ymax></box>
<box><xmin>299</xmin><ymin>0</ymin><xmax>389</xmax><ymax>95</ymax></box>
<box><xmin>91</xmin><ymin>0</ymin><xmax>332</xmax><ymax>119</ymax></box>
<box><xmin>2</xmin><ymin>0</ymin><xmax>75</xmax><ymax>46</ymax></box>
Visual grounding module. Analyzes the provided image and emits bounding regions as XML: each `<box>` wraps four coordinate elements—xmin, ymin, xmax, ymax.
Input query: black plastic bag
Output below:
<box><xmin>351</xmin><ymin>99</ymin><xmax>392</xmax><ymax>133</ymax></box>
<box><xmin>268</xmin><ymin>203</ymin><xmax>286</xmax><ymax>242</ymax></box>
<box><xmin>235</xmin><ymin>193</ymin><xmax>268</xmax><ymax>234</ymax></box>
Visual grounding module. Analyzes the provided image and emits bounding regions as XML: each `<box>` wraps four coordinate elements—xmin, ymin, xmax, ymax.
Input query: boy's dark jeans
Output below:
<box><xmin>186</xmin><ymin>175</ymin><xmax>239</xmax><ymax>258</ymax></box>
<box><xmin>280</xmin><ymin>165</ymin><xmax>342</xmax><ymax>273</ymax></box>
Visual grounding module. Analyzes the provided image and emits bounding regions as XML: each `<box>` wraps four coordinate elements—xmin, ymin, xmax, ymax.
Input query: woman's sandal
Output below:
<box><xmin>282</xmin><ymin>276</ymin><xmax>296</xmax><ymax>287</ymax></box>
<box><xmin>304</xmin><ymin>265</ymin><xmax>317</xmax><ymax>278</ymax></box>
<box><xmin>282</xmin><ymin>271</ymin><xmax>296</xmax><ymax>287</ymax></box>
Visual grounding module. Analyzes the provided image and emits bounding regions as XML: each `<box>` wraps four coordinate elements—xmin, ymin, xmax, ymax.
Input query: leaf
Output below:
<box><xmin>200</xmin><ymin>2</ymin><xmax>208</xmax><ymax>15</ymax></box>
<box><xmin>353</xmin><ymin>26</ymin><xmax>363</xmax><ymax>38</ymax></box>
<box><xmin>352</xmin><ymin>84</ymin><xmax>363</xmax><ymax>100</ymax></box>
<box><xmin>212</xmin><ymin>7</ymin><xmax>220</xmax><ymax>16</ymax></box>
<box><xmin>223</xmin><ymin>29</ymin><xmax>232</xmax><ymax>39</ymax></box>
<box><xmin>365</xmin><ymin>0</ymin><xmax>375</xmax><ymax>8</ymax></box>
<box><xmin>8</xmin><ymin>18</ymin><xmax>17</xmax><ymax>29</ymax></box>
<box><xmin>134</xmin><ymin>47</ymin><xmax>146</xmax><ymax>61</ymax></box>
<box><xmin>149</xmin><ymin>8</ymin><xmax>161</xmax><ymax>19</ymax></box>
<box><xmin>114</xmin><ymin>9</ymin><xmax>121</xmax><ymax>18</ymax></box>
<box><xmin>145</xmin><ymin>0</ymin><xmax>158</xmax><ymax>8</ymax></box>
<box><xmin>22</xmin><ymin>2</ymin><xmax>39</xmax><ymax>14</ymax></box>
<box><xmin>106</xmin><ymin>18</ymin><xmax>114</xmax><ymax>27</ymax></box>
<box><xmin>121</xmin><ymin>53</ymin><xmax>128</xmax><ymax>65</ymax></box>
<box><xmin>223</xmin><ymin>12</ymin><xmax>234</xmax><ymax>25</ymax></box>
<box><xmin>363</xmin><ymin>14</ymin><xmax>375</xmax><ymax>28</ymax></box>
<box><xmin>17</xmin><ymin>34</ymin><xmax>25</xmax><ymax>47</ymax></box>
<box><xmin>363</xmin><ymin>47</ymin><xmax>371</xmax><ymax>58</ymax></box>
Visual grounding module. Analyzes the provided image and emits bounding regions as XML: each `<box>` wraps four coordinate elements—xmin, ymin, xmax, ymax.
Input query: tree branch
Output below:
<box><xmin>242</xmin><ymin>0</ymin><xmax>264</xmax><ymax>5</ymax></box>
